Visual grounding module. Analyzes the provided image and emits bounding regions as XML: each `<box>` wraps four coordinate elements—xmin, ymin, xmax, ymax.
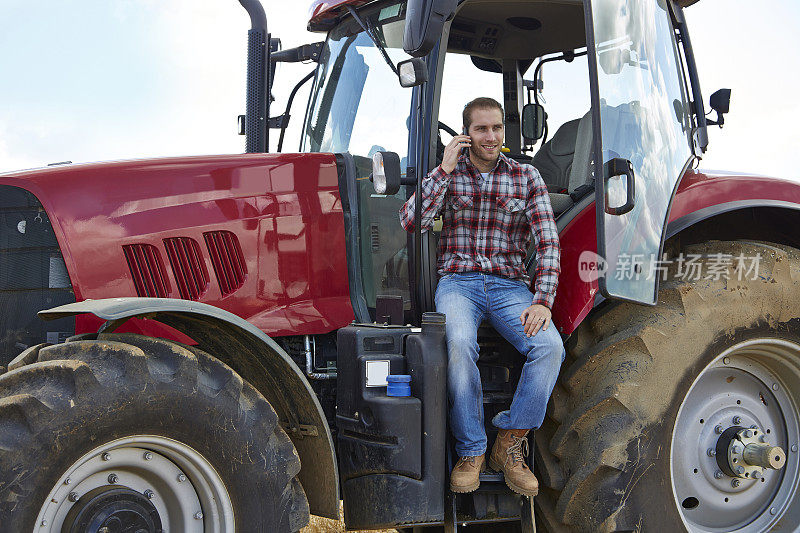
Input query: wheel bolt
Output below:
<box><xmin>736</xmin><ymin>466</ymin><xmax>745</xmax><ymax>475</ymax></box>
<box><xmin>714</xmin><ymin>471</ymin><xmax>724</xmax><ymax>479</ymax></box>
<box><xmin>194</xmin><ymin>511</ymin><xmax>204</xmax><ymax>520</ymax></box>
<box><xmin>41</xmin><ymin>520</ymin><xmax>47</xmax><ymax>526</ymax></box>
<box><xmin>177</xmin><ymin>474</ymin><xmax>187</xmax><ymax>482</ymax></box>
<box><xmin>68</xmin><ymin>491</ymin><xmax>79</xmax><ymax>502</ymax></box>
<box><xmin>732</xmin><ymin>479</ymin><xmax>741</xmax><ymax>488</ymax></box>
<box><xmin>108</xmin><ymin>474</ymin><xmax>118</xmax><ymax>484</ymax></box>
<box><xmin>101</xmin><ymin>452</ymin><xmax>111</xmax><ymax>461</ymax></box>
<box><xmin>733</xmin><ymin>445</ymin><xmax>743</xmax><ymax>455</ymax></box>
<box><xmin>792</xmin><ymin>444</ymin><xmax>798</xmax><ymax>453</ymax></box>
<box><xmin>770</xmin><ymin>507</ymin><xmax>778</xmax><ymax>515</ymax></box>
<box><xmin>752</xmin><ymin>470</ymin><xmax>762</xmax><ymax>479</ymax></box>
<box><xmin>723</xmin><ymin>357</ymin><xmax>730</xmax><ymax>364</ymax></box>
<box><xmin>143</xmin><ymin>451</ymin><xmax>153</xmax><ymax>461</ymax></box>
<box><xmin>144</xmin><ymin>490</ymin><xmax>155</xmax><ymax>499</ymax></box>
<box><xmin>64</xmin><ymin>477</ymin><xmax>71</xmax><ymax>485</ymax></box>
<box><xmin>707</xmin><ymin>448</ymin><xmax>716</xmax><ymax>457</ymax></box>
<box><xmin>715</xmin><ymin>425</ymin><xmax>724</xmax><ymax>434</ymax></box>
<box><xmin>744</xmin><ymin>429</ymin><xmax>753</xmax><ymax>438</ymax></box>
<box><xmin>772</xmin><ymin>383</ymin><xmax>779</xmax><ymax>391</ymax></box>
<box><xmin>733</xmin><ymin>416</ymin><xmax>742</xmax><ymax>425</ymax></box>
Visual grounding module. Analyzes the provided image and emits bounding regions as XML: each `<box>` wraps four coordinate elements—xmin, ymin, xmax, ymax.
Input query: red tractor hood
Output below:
<box><xmin>0</xmin><ymin>154</ymin><xmax>355</xmax><ymax>337</ymax></box>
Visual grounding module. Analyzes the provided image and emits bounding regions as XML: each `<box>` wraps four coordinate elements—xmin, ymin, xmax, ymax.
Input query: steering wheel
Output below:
<box><xmin>438</xmin><ymin>121</ymin><xmax>460</xmax><ymax>138</ymax></box>
<box><xmin>436</xmin><ymin>121</ymin><xmax>460</xmax><ymax>164</ymax></box>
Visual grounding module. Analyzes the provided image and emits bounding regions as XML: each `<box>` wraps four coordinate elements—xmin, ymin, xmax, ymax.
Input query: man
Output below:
<box><xmin>399</xmin><ymin>97</ymin><xmax>564</xmax><ymax>496</ymax></box>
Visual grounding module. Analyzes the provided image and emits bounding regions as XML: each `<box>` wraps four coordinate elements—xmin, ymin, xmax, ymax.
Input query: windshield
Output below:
<box><xmin>303</xmin><ymin>2</ymin><xmax>412</xmax><ymax>155</ymax></box>
<box><xmin>302</xmin><ymin>1</ymin><xmax>414</xmax><ymax>318</ymax></box>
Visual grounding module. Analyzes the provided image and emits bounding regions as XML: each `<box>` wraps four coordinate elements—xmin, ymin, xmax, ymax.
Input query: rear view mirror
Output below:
<box><xmin>372</xmin><ymin>152</ymin><xmax>402</xmax><ymax>195</ymax></box>
<box><xmin>397</xmin><ymin>58</ymin><xmax>428</xmax><ymax>88</ymax></box>
<box><xmin>403</xmin><ymin>0</ymin><xmax>457</xmax><ymax>57</ymax></box>
<box><xmin>597</xmin><ymin>47</ymin><xmax>634</xmax><ymax>75</ymax></box>
<box><xmin>522</xmin><ymin>104</ymin><xmax>546</xmax><ymax>142</ymax></box>
<box><xmin>710</xmin><ymin>88</ymin><xmax>731</xmax><ymax>114</ymax></box>
<box><xmin>707</xmin><ymin>88</ymin><xmax>731</xmax><ymax>127</ymax></box>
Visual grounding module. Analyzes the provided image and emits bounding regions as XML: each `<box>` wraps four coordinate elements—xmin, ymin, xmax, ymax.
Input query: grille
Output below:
<box><xmin>122</xmin><ymin>244</ymin><xmax>170</xmax><ymax>298</ymax></box>
<box><xmin>0</xmin><ymin>185</ymin><xmax>75</xmax><ymax>366</ymax></box>
<box><xmin>163</xmin><ymin>237</ymin><xmax>209</xmax><ymax>301</ymax></box>
<box><xmin>203</xmin><ymin>231</ymin><xmax>247</xmax><ymax>297</ymax></box>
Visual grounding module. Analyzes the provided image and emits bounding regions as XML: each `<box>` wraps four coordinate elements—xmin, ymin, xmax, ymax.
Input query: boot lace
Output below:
<box><xmin>505</xmin><ymin>435</ymin><xmax>529</xmax><ymax>468</ymax></box>
<box><xmin>457</xmin><ymin>456</ymin><xmax>479</xmax><ymax>468</ymax></box>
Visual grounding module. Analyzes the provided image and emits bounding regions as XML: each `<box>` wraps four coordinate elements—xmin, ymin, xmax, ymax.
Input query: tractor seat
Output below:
<box><xmin>533</xmin><ymin>111</ymin><xmax>594</xmax><ymax>216</ymax></box>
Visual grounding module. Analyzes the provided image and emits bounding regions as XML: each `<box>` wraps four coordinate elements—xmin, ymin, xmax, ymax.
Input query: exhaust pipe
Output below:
<box><xmin>238</xmin><ymin>0</ymin><xmax>269</xmax><ymax>153</ymax></box>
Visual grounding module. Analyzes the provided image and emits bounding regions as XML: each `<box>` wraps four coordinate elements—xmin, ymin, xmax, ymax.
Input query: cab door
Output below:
<box><xmin>586</xmin><ymin>0</ymin><xmax>694</xmax><ymax>303</ymax></box>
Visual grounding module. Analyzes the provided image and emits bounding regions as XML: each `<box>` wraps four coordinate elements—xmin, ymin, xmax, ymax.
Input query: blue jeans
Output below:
<box><xmin>435</xmin><ymin>272</ymin><xmax>565</xmax><ymax>457</ymax></box>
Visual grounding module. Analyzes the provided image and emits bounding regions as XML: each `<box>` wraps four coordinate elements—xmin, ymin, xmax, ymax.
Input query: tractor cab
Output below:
<box><xmin>290</xmin><ymin>0</ymin><xmax>714</xmax><ymax>529</ymax></box>
<box><xmin>298</xmin><ymin>0</ymin><xmax>708</xmax><ymax>325</ymax></box>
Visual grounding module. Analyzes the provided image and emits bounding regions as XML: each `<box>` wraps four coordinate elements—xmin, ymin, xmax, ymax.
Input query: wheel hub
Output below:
<box><xmin>715</xmin><ymin>426</ymin><xmax>787</xmax><ymax>479</ymax></box>
<box><xmin>62</xmin><ymin>486</ymin><xmax>162</xmax><ymax>533</ymax></box>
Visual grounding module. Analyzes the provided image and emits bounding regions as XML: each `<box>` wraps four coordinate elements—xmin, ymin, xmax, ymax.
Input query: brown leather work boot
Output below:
<box><xmin>450</xmin><ymin>454</ymin><xmax>486</xmax><ymax>493</ymax></box>
<box><xmin>488</xmin><ymin>429</ymin><xmax>539</xmax><ymax>496</ymax></box>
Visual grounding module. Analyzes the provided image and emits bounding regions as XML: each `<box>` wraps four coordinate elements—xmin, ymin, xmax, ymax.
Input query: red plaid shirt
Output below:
<box><xmin>399</xmin><ymin>152</ymin><xmax>560</xmax><ymax>308</ymax></box>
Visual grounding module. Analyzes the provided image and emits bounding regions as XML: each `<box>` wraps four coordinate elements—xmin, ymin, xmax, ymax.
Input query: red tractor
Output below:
<box><xmin>1</xmin><ymin>0</ymin><xmax>798</xmax><ymax>531</ymax></box>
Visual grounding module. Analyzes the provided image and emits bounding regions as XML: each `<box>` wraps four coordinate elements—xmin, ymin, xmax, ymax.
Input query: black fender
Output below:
<box><xmin>39</xmin><ymin>297</ymin><xmax>339</xmax><ymax>519</ymax></box>
<box><xmin>666</xmin><ymin>199</ymin><xmax>800</xmax><ymax>239</ymax></box>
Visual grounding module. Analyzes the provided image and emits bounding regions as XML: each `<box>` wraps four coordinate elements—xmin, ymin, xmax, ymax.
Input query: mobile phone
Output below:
<box><xmin>462</xmin><ymin>127</ymin><xmax>470</xmax><ymax>154</ymax></box>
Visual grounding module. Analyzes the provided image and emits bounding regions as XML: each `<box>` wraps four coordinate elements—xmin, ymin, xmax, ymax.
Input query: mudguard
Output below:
<box><xmin>39</xmin><ymin>297</ymin><xmax>340</xmax><ymax>519</ymax></box>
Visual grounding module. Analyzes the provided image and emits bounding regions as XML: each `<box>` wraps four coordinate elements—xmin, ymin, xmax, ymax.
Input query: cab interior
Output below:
<box><xmin>433</xmin><ymin>0</ymin><xmax>594</xmax><ymax>219</ymax></box>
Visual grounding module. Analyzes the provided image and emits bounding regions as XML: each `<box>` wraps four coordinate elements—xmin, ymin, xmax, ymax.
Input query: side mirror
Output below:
<box><xmin>707</xmin><ymin>88</ymin><xmax>731</xmax><ymax>127</ymax></box>
<box><xmin>372</xmin><ymin>152</ymin><xmax>402</xmax><ymax>195</ymax></box>
<box><xmin>522</xmin><ymin>103</ymin><xmax>547</xmax><ymax>142</ymax></box>
<box><xmin>403</xmin><ymin>0</ymin><xmax>457</xmax><ymax>57</ymax></box>
<box><xmin>397</xmin><ymin>58</ymin><xmax>428</xmax><ymax>88</ymax></box>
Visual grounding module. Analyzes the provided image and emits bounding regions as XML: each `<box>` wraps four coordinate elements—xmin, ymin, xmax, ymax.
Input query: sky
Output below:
<box><xmin>1</xmin><ymin>0</ymin><xmax>798</xmax><ymax>181</ymax></box>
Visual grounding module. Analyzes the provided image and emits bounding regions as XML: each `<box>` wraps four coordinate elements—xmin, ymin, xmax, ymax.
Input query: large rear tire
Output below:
<box><xmin>0</xmin><ymin>332</ymin><xmax>309</xmax><ymax>532</ymax></box>
<box><xmin>535</xmin><ymin>240</ymin><xmax>800</xmax><ymax>531</ymax></box>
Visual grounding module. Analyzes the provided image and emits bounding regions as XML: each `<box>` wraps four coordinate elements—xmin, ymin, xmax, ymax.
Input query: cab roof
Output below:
<box><xmin>308</xmin><ymin>0</ymin><xmax>370</xmax><ymax>31</ymax></box>
<box><xmin>307</xmin><ymin>0</ymin><xmax>701</xmax><ymax>32</ymax></box>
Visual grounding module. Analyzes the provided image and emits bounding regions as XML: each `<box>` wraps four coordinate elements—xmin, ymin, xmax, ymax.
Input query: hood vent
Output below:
<box><xmin>122</xmin><ymin>244</ymin><xmax>170</xmax><ymax>298</ymax></box>
<box><xmin>163</xmin><ymin>237</ymin><xmax>209</xmax><ymax>301</ymax></box>
<box><xmin>203</xmin><ymin>230</ymin><xmax>247</xmax><ymax>297</ymax></box>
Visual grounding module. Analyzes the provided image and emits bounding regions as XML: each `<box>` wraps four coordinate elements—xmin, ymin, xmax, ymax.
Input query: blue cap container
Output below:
<box><xmin>386</xmin><ymin>374</ymin><xmax>412</xmax><ymax>397</ymax></box>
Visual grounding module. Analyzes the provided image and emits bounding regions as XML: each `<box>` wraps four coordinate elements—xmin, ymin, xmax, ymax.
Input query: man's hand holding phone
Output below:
<box><xmin>441</xmin><ymin>134</ymin><xmax>471</xmax><ymax>174</ymax></box>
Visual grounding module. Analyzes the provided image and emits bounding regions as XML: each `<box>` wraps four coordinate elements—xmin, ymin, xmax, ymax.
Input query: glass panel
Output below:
<box><xmin>590</xmin><ymin>0</ymin><xmax>692</xmax><ymax>303</ymax></box>
<box><xmin>303</xmin><ymin>2</ymin><xmax>413</xmax><ymax>315</ymax></box>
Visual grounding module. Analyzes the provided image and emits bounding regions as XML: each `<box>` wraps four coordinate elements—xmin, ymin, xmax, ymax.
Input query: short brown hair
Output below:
<box><xmin>463</xmin><ymin>97</ymin><xmax>504</xmax><ymax>130</ymax></box>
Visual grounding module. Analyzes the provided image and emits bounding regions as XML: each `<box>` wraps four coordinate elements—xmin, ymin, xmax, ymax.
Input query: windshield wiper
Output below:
<box><xmin>345</xmin><ymin>6</ymin><xmax>399</xmax><ymax>76</ymax></box>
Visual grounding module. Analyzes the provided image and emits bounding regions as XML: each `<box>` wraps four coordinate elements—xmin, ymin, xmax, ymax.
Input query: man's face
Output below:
<box><xmin>467</xmin><ymin>107</ymin><xmax>504</xmax><ymax>164</ymax></box>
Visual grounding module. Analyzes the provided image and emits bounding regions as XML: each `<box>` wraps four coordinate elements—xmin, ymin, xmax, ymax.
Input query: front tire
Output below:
<box><xmin>0</xmin><ymin>333</ymin><xmax>309</xmax><ymax>532</ymax></box>
<box><xmin>535</xmin><ymin>240</ymin><xmax>800</xmax><ymax>531</ymax></box>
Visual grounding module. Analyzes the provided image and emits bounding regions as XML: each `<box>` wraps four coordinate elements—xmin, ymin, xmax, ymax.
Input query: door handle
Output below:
<box><xmin>603</xmin><ymin>158</ymin><xmax>635</xmax><ymax>215</ymax></box>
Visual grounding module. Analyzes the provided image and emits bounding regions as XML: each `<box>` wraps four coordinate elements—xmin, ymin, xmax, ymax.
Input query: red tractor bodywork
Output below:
<box><xmin>553</xmin><ymin>170</ymin><xmax>800</xmax><ymax>333</ymax></box>
<box><xmin>5</xmin><ymin>158</ymin><xmax>800</xmax><ymax>340</ymax></box>
<box><xmin>0</xmin><ymin>154</ymin><xmax>354</xmax><ymax>340</ymax></box>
